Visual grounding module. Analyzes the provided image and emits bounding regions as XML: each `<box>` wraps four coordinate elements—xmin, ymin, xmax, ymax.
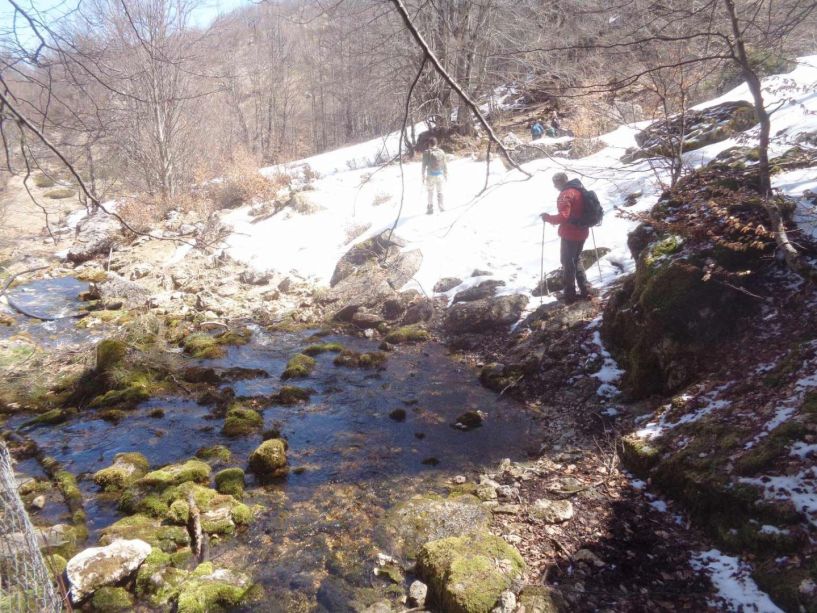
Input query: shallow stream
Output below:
<box><xmin>5</xmin><ymin>279</ymin><xmax>541</xmax><ymax>610</ymax></box>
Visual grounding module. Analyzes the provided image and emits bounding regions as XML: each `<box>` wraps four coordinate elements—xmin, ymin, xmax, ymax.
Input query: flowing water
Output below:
<box><xmin>6</xmin><ymin>280</ymin><xmax>541</xmax><ymax>610</ymax></box>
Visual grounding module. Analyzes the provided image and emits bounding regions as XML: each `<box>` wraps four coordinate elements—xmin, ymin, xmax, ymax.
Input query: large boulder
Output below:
<box><xmin>325</xmin><ymin>231</ymin><xmax>422</xmax><ymax>312</ymax></box>
<box><xmin>445</xmin><ymin>295</ymin><xmax>528</xmax><ymax>335</ymax></box>
<box><xmin>96</xmin><ymin>273</ymin><xmax>151</xmax><ymax>308</ymax></box>
<box><xmin>66</xmin><ymin>539</ymin><xmax>151</xmax><ymax>603</ymax></box>
<box><xmin>416</xmin><ymin>532</ymin><xmax>525</xmax><ymax>613</ymax></box>
<box><xmin>377</xmin><ymin>494</ymin><xmax>491</xmax><ymax>560</ymax></box>
<box><xmin>624</xmin><ymin>100</ymin><xmax>756</xmax><ymax>162</ymax></box>
<box><xmin>602</xmin><ymin>240</ymin><xmax>750</xmax><ymax>398</ymax></box>
<box><xmin>67</xmin><ymin>211</ymin><xmax>122</xmax><ymax>264</ymax></box>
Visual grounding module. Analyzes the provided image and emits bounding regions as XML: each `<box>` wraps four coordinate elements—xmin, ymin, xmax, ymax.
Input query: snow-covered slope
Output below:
<box><xmin>221</xmin><ymin>56</ymin><xmax>817</xmax><ymax>306</ymax></box>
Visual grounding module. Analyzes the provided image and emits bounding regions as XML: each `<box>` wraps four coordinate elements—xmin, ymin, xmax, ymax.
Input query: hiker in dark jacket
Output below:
<box><xmin>541</xmin><ymin>172</ymin><xmax>590</xmax><ymax>303</ymax></box>
<box><xmin>422</xmin><ymin>137</ymin><xmax>448</xmax><ymax>214</ymax></box>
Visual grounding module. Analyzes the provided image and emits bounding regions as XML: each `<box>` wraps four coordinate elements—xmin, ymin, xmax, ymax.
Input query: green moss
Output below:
<box><xmin>333</xmin><ymin>350</ymin><xmax>388</xmax><ymax>368</ymax></box>
<box><xmin>201</xmin><ymin>516</ymin><xmax>235</xmax><ymax>535</ymax></box>
<box><xmin>645</xmin><ymin>234</ymin><xmax>683</xmax><ymax>266</ymax></box>
<box><xmin>96</xmin><ymin>339</ymin><xmax>128</xmax><ymax>372</ymax></box>
<box><xmin>282</xmin><ymin>353</ymin><xmax>316</xmax><ymax>379</ymax></box>
<box><xmin>54</xmin><ymin>469</ymin><xmax>82</xmax><ymax>511</ymax></box>
<box><xmin>140</xmin><ymin>459</ymin><xmax>212</xmax><ymax>487</ymax></box>
<box><xmin>93</xmin><ymin>452</ymin><xmax>150</xmax><ymax>491</ymax></box>
<box><xmin>735</xmin><ymin>421</ymin><xmax>807</xmax><ymax>476</ymax></box>
<box><xmin>273</xmin><ymin>385</ymin><xmax>312</xmax><ymax>405</ymax></box>
<box><xmin>618</xmin><ymin>434</ymin><xmax>660</xmax><ymax>475</ymax></box>
<box><xmin>215</xmin><ymin>468</ymin><xmax>245</xmax><ymax>499</ymax></box>
<box><xmin>215</xmin><ymin>327</ymin><xmax>252</xmax><ymax>346</ymax></box>
<box><xmin>101</xmin><ymin>514</ymin><xmax>161</xmax><ymax>546</ymax></box>
<box><xmin>196</xmin><ymin>445</ymin><xmax>232</xmax><ymax>462</ymax></box>
<box><xmin>417</xmin><ymin>532</ymin><xmax>525</xmax><ymax>613</ymax></box>
<box><xmin>223</xmin><ymin>406</ymin><xmax>263</xmax><ymax>437</ymax></box>
<box><xmin>384</xmin><ymin>325</ymin><xmax>430</xmax><ymax>344</ymax></box>
<box><xmin>230</xmin><ymin>502</ymin><xmax>252</xmax><ymax>525</ymax></box>
<box><xmin>176</xmin><ymin>577</ymin><xmax>250</xmax><ymax>613</ymax></box>
<box><xmin>90</xmin><ymin>586</ymin><xmax>134</xmax><ymax>612</ymax></box>
<box><xmin>248</xmin><ymin>438</ymin><xmax>288</xmax><ymax>481</ymax></box>
<box><xmin>20</xmin><ymin>408</ymin><xmax>69</xmax><ymax>428</ymax></box>
<box><xmin>302</xmin><ymin>342</ymin><xmax>344</xmax><ymax>356</ymax></box>
<box><xmin>33</xmin><ymin>174</ymin><xmax>55</xmax><ymax>188</ymax></box>
<box><xmin>99</xmin><ymin>409</ymin><xmax>126</xmax><ymax>423</ymax></box>
<box><xmin>44</xmin><ymin>188</ymin><xmax>75</xmax><ymax>199</ymax></box>
<box><xmin>169</xmin><ymin>499</ymin><xmax>190</xmax><ymax>523</ymax></box>
<box><xmin>183</xmin><ymin>333</ymin><xmax>226</xmax><ymax>359</ymax></box>
<box><xmin>479</xmin><ymin>363</ymin><xmax>523</xmax><ymax>393</ymax></box>
<box><xmin>45</xmin><ymin>554</ymin><xmax>68</xmax><ymax>578</ymax></box>
<box><xmin>135</xmin><ymin>548</ymin><xmax>188</xmax><ymax>607</ymax></box>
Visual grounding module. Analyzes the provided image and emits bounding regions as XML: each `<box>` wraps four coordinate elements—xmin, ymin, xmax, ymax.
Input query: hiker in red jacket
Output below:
<box><xmin>541</xmin><ymin>172</ymin><xmax>590</xmax><ymax>303</ymax></box>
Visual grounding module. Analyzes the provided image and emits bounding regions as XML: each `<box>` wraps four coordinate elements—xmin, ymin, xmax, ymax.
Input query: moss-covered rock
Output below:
<box><xmin>215</xmin><ymin>468</ymin><xmax>245</xmax><ymax>499</ymax></box>
<box><xmin>183</xmin><ymin>333</ymin><xmax>226</xmax><ymax>360</ymax></box>
<box><xmin>333</xmin><ymin>350</ymin><xmax>388</xmax><ymax>368</ymax></box>
<box><xmin>90</xmin><ymin>586</ymin><xmax>133</xmax><ymax>612</ymax></box>
<box><xmin>135</xmin><ymin>548</ymin><xmax>189</xmax><ymax>607</ymax></box>
<box><xmin>96</xmin><ymin>339</ymin><xmax>128</xmax><ymax>372</ymax></box>
<box><xmin>417</xmin><ymin>531</ymin><xmax>525</xmax><ymax>613</ymax></box>
<box><xmin>222</xmin><ymin>406</ymin><xmax>263</xmax><ymax>437</ymax></box>
<box><xmin>176</xmin><ymin>562</ymin><xmax>254</xmax><ymax>613</ymax></box>
<box><xmin>302</xmin><ymin>342</ymin><xmax>344</xmax><ymax>356</ymax></box>
<box><xmin>384</xmin><ymin>325</ymin><xmax>430</xmax><ymax>344</ymax></box>
<box><xmin>93</xmin><ymin>452</ymin><xmax>150</xmax><ymax>491</ymax></box>
<box><xmin>282</xmin><ymin>353</ymin><xmax>316</xmax><ymax>379</ymax></box>
<box><xmin>195</xmin><ymin>445</ymin><xmax>232</xmax><ymax>463</ymax></box>
<box><xmin>378</xmin><ymin>493</ymin><xmax>491</xmax><ymax>560</ymax></box>
<box><xmin>273</xmin><ymin>385</ymin><xmax>312</xmax><ymax>405</ymax></box>
<box><xmin>603</xmin><ymin>254</ymin><xmax>750</xmax><ymax>398</ymax></box>
<box><xmin>479</xmin><ymin>363</ymin><xmax>523</xmax><ymax>393</ymax></box>
<box><xmin>168</xmin><ymin>499</ymin><xmax>190</xmax><ymax>523</ymax></box>
<box><xmin>617</xmin><ymin>434</ymin><xmax>660</xmax><ymax>475</ymax></box>
<box><xmin>248</xmin><ymin>439</ymin><xmax>288</xmax><ymax>481</ymax></box>
<box><xmin>139</xmin><ymin>459</ymin><xmax>211</xmax><ymax>488</ymax></box>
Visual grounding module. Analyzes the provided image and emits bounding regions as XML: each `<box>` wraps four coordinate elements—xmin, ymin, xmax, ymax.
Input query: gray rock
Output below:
<box><xmin>492</xmin><ymin>590</ymin><xmax>517</xmax><ymax>613</ymax></box>
<box><xmin>445</xmin><ymin>294</ymin><xmax>528</xmax><ymax>335</ymax></box>
<box><xmin>31</xmin><ymin>495</ymin><xmax>46</xmax><ymax>510</ymax></box>
<box><xmin>453</xmin><ymin>410</ymin><xmax>486</xmax><ymax>430</ymax></box>
<box><xmin>625</xmin><ymin>100</ymin><xmax>756</xmax><ymax>162</ymax></box>
<box><xmin>66</xmin><ymin>539</ymin><xmax>151</xmax><ymax>603</ymax></box>
<box><xmin>573</xmin><ymin>548</ymin><xmax>605</xmax><ymax>567</ymax></box>
<box><xmin>352</xmin><ymin>310</ymin><xmax>384</xmax><ymax>329</ymax></box>
<box><xmin>408</xmin><ymin>580</ymin><xmax>428</xmax><ymax>607</ymax></box>
<box><xmin>433</xmin><ymin>277</ymin><xmax>463</xmax><ymax>293</ymax></box>
<box><xmin>531</xmin><ymin>499</ymin><xmax>574</xmax><ymax>524</ymax></box>
<box><xmin>96</xmin><ymin>273</ymin><xmax>151</xmax><ymax>308</ymax></box>
<box><xmin>239</xmin><ymin>269</ymin><xmax>272</xmax><ymax>285</ymax></box>
<box><xmin>402</xmin><ymin>298</ymin><xmax>435</xmax><ymax>325</ymax></box>
<box><xmin>453</xmin><ymin>279</ymin><xmax>506</xmax><ymax>304</ymax></box>
<box><xmin>66</xmin><ymin>212</ymin><xmax>122</xmax><ymax>264</ymax></box>
<box><xmin>377</xmin><ymin>494</ymin><xmax>491</xmax><ymax>559</ymax></box>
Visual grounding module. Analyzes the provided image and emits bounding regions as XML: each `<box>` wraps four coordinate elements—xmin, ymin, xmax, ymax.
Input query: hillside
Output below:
<box><xmin>1</xmin><ymin>54</ymin><xmax>817</xmax><ymax>612</ymax></box>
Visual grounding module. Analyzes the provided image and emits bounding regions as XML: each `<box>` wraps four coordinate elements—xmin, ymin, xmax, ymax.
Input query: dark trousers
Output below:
<box><xmin>561</xmin><ymin>238</ymin><xmax>588</xmax><ymax>297</ymax></box>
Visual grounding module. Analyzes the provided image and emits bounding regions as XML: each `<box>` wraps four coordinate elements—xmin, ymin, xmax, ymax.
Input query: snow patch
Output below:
<box><xmin>691</xmin><ymin>549</ymin><xmax>783</xmax><ymax>613</ymax></box>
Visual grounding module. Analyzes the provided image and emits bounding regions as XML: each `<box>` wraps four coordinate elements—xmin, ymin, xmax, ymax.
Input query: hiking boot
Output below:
<box><xmin>438</xmin><ymin>203</ymin><xmax>445</xmax><ymax>212</ymax></box>
<box><xmin>560</xmin><ymin>292</ymin><xmax>578</xmax><ymax>305</ymax></box>
<box><xmin>426</xmin><ymin>206</ymin><xmax>433</xmax><ymax>215</ymax></box>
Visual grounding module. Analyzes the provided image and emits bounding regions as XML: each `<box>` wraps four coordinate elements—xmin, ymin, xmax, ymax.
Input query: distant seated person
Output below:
<box><xmin>530</xmin><ymin>121</ymin><xmax>545</xmax><ymax>140</ymax></box>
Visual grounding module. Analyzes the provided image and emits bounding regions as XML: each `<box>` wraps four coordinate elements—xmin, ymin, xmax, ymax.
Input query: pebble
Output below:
<box><xmin>452</xmin><ymin>475</ymin><xmax>467</xmax><ymax>485</ymax></box>
<box><xmin>31</xmin><ymin>495</ymin><xmax>46</xmax><ymax>510</ymax></box>
<box><xmin>503</xmin><ymin>533</ymin><xmax>522</xmax><ymax>545</ymax></box>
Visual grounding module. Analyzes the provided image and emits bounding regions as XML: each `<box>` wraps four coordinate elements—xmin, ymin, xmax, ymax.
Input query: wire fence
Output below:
<box><xmin>0</xmin><ymin>442</ymin><xmax>63</xmax><ymax>612</ymax></box>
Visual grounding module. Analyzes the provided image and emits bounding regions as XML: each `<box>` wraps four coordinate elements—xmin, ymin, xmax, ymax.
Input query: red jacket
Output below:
<box><xmin>544</xmin><ymin>185</ymin><xmax>589</xmax><ymax>241</ymax></box>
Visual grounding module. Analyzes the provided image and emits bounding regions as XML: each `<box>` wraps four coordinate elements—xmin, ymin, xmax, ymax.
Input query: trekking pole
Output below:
<box><xmin>540</xmin><ymin>220</ymin><xmax>548</xmax><ymax>304</ymax></box>
<box><xmin>590</xmin><ymin>227</ymin><xmax>603</xmax><ymax>284</ymax></box>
